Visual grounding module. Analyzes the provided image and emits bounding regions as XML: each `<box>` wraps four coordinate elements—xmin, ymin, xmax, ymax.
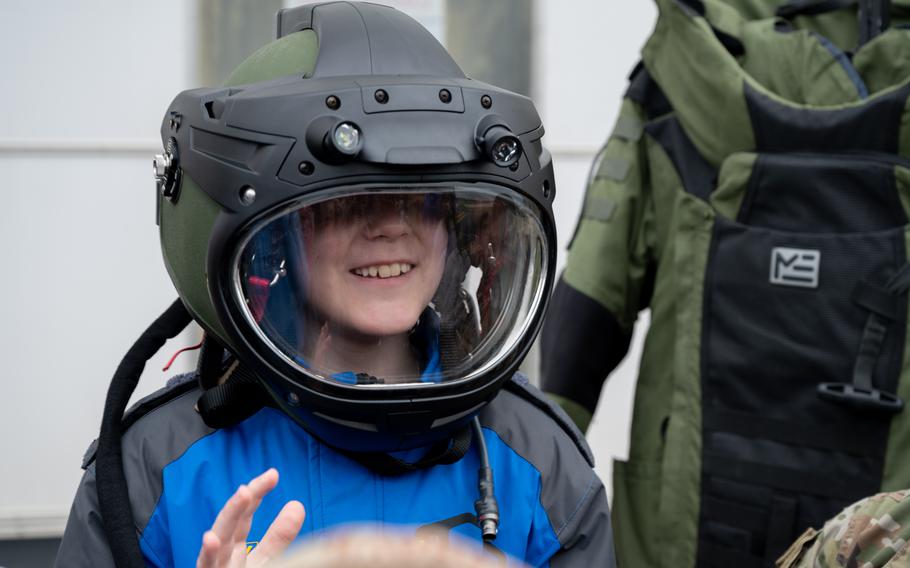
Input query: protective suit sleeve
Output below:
<box><xmin>540</xmin><ymin>98</ymin><xmax>654</xmax><ymax>429</ymax></box>
<box><xmin>54</xmin><ymin>464</ymin><xmax>120</xmax><ymax>567</ymax></box>
<box><xmin>547</xmin><ymin>475</ymin><xmax>616</xmax><ymax>568</ymax></box>
<box><xmin>55</xmin><ymin>381</ymin><xmax>206</xmax><ymax>567</ymax></box>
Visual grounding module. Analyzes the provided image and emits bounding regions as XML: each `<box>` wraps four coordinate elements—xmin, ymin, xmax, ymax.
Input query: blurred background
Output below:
<box><xmin>0</xmin><ymin>0</ymin><xmax>655</xmax><ymax>564</ymax></box>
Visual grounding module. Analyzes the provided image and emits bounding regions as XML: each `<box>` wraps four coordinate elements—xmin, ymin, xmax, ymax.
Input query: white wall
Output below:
<box><xmin>0</xmin><ymin>0</ymin><xmax>201</xmax><ymax>539</ymax></box>
<box><xmin>0</xmin><ymin>0</ymin><xmax>658</xmax><ymax>539</ymax></box>
<box><xmin>533</xmin><ymin>0</ymin><xmax>657</xmax><ymax>490</ymax></box>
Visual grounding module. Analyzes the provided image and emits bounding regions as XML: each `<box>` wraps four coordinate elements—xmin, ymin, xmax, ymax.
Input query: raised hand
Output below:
<box><xmin>196</xmin><ymin>468</ymin><xmax>306</xmax><ymax>568</ymax></box>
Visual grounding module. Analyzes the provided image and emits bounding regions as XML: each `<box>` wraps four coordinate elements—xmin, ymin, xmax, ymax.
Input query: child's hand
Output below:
<box><xmin>196</xmin><ymin>468</ymin><xmax>305</xmax><ymax>568</ymax></box>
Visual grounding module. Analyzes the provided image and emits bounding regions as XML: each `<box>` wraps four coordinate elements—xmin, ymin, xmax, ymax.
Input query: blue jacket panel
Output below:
<box><xmin>139</xmin><ymin>407</ymin><xmax>559</xmax><ymax>566</ymax></box>
<box><xmin>56</xmin><ymin>375</ymin><xmax>615</xmax><ymax>568</ymax></box>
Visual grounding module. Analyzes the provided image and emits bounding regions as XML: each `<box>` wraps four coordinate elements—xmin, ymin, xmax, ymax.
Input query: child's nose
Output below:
<box><xmin>364</xmin><ymin>207</ymin><xmax>410</xmax><ymax>239</ymax></box>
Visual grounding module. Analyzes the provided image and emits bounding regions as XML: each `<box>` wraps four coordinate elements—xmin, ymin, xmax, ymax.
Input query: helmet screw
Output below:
<box><xmin>287</xmin><ymin>392</ymin><xmax>300</xmax><ymax>406</ymax></box>
<box><xmin>297</xmin><ymin>161</ymin><xmax>314</xmax><ymax>176</ymax></box>
<box><xmin>542</xmin><ymin>180</ymin><xmax>551</xmax><ymax>199</ymax></box>
<box><xmin>239</xmin><ymin>185</ymin><xmax>256</xmax><ymax>206</ymax></box>
<box><xmin>509</xmin><ymin>161</ymin><xmax>520</xmax><ymax>172</ymax></box>
<box><xmin>325</xmin><ymin>95</ymin><xmax>341</xmax><ymax>110</ymax></box>
<box><xmin>374</xmin><ymin>89</ymin><xmax>389</xmax><ymax>104</ymax></box>
<box><xmin>153</xmin><ymin>153</ymin><xmax>172</xmax><ymax>178</ymax></box>
<box><xmin>439</xmin><ymin>89</ymin><xmax>452</xmax><ymax>104</ymax></box>
<box><xmin>481</xmin><ymin>95</ymin><xmax>492</xmax><ymax>109</ymax></box>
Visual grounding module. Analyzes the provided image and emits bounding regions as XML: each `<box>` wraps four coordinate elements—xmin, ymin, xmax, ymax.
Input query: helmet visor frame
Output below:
<box><xmin>228</xmin><ymin>182</ymin><xmax>550</xmax><ymax>394</ymax></box>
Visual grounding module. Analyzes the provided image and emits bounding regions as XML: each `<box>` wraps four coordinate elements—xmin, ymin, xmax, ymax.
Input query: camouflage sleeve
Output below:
<box><xmin>540</xmin><ymin>97</ymin><xmax>654</xmax><ymax>431</ymax></box>
<box><xmin>776</xmin><ymin>490</ymin><xmax>910</xmax><ymax>568</ymax></box>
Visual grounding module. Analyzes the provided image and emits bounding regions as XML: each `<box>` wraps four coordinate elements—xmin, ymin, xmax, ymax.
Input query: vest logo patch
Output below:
<box><xmin>770</xmin><ymin>247</ymin><xmax>820</xmax><ymax>288</ymax></box>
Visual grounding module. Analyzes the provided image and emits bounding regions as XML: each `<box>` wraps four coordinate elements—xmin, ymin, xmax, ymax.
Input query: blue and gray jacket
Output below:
<box><xmin>55</xmin><ymin>374</ymin><xmax>615</xmax><ymax>567</ymax></box>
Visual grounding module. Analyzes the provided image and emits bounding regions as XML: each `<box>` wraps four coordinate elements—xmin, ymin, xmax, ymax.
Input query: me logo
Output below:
<box><xmin>770</xmin><ymin>247</ymin><xmax>820</xmax><ymax>288</ymax></box>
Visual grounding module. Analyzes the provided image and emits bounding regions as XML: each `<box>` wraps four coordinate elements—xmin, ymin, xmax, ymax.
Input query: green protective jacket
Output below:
<box><xmin>540</xmin><ymin>1</ymin><xmax>910</xmax><ymax>566</ymax></box>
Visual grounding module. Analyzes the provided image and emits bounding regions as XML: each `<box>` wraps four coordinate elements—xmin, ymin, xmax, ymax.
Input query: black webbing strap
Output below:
<box><xmin>96</xmin><ymin>299</ymin><xmax>192</xmax><ymax>568</ymax></box>
<box><xmin>852</xmin><ymin>280</ymin><xmax>903</xmax><ymax>319</ymax></box>
<box><xmin>196</xmin><ymin>336</ymin><xmax>226</xmax><ymax>390</ymax></box>
<box><xmin>777</xmin><ymin>0</ymin><xmax>856</xmax><ymax>18</ymax></box>
<box><xmin>625</xmin><ymin>63</ymin><xmax>673</xmax><ymax>120</ymax></box>
<box><xmin>197</xmin><ymin>364</ymin><xmax>270</xmax><ymax>429</ymax></box>
<box><xmin>342</xmin><ymin>426</ymin><xmax>473</xmax><ymax>476</ymax></box>
<box><xmin>776</xmin><ymin>0</ymin><xmax>891</xmax><ymax>46</ymax></box>
<box><xmin>644</xmin><ymin>115</ymin><xmax>717</xmax><ymax>202</ymax></box>
<box><xmin>818</xmin><ymin>262</ymin><xmax>910</xmax><ymax>413</ymax></box>
<box><xmin>702</xmin><ymin>496</ymin><xmax>767</xmax><ymax>534</ymax></box>
<box><xmin>851</xmin><ymin>314</ymin><xmax>891</xmax><ymax>389</ymax></box>
<box><xmin>703</xmin><ymin>408</ymin><xmax>875</xmax><ymax>455</ymax></box>
<box><xmin>704</xmin><ymin>453</ymin><xmax>876</xmax><ymax>499</ymax></box>
<box><xmin>858</xmin><ymin>0</ymin><xmax>891</xmax><ymax>45</ymax></box>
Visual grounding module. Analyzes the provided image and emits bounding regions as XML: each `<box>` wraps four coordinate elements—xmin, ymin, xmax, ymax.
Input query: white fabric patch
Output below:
<box><xmin>769</xmin><ymin>247</ymin><xmax>820</xmax><ymax>289</ymax></box>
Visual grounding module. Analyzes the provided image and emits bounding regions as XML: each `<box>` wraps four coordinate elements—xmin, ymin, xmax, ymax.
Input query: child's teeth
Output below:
<box><xmin>355</xmin><ymin>263</ymin><xmax>413</xmax><ymax>278</ymax></box>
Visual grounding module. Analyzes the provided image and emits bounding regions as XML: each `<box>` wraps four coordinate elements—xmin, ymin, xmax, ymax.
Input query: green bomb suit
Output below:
<box><xmin>541</xmin><ymin>1</ymin><xmax>910</xmax><ymax>567</ymax></box>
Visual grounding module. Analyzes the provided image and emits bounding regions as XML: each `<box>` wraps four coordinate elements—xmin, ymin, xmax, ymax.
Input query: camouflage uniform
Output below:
<box><xmin>778</xmin><ymin>491</ymin><xmax>910</xmax><ymax>568</ymax></box>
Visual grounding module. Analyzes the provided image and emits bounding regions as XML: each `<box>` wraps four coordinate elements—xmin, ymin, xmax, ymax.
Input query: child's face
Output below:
<box><xmin>300</xmin><ymin>194</ymin><xmax>448</xmax><ymax>339</ymax></box>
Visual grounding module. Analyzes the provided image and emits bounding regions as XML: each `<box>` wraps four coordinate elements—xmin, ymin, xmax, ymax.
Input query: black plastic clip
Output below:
<box><xmin>817</xmin><ymin>266</ymin><xmax>910</xmax><ymax>414</ymax></box>
<box><xmin>817</xmin><ymin>382</ymin><xmax>903</xmax><ymax>413</ymax></box>
<box><xmin>154</xmin><ymin>137</ymin><xmax>182</xmax><ymax>203</ymax></box>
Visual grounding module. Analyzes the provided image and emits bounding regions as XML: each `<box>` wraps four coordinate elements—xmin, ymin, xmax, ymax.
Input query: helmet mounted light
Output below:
<box><xmin>474</xmin><ymin>115</ymin><xmax>523</xmax><ymax>168</ymax></box>
<box><xmin>331</xmin><ymin>122</ymin><xmax>362</xmax><ymax>155</ymax></box>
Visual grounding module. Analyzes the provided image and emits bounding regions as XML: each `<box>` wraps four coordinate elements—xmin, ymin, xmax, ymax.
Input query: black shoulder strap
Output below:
<box><xmin>96</xmin><ymin>299</ymin><xmax>193</xmax><ymax>568</ymax></box>
<box><xmin>625</xmin><ymin>62</ymin><xmax>673</xmax><ymax>120</ymax></box>
<box><xmin>504</xmin><ymin>374</ymin><xmax>595</xmax><ymax>467</ymax></box>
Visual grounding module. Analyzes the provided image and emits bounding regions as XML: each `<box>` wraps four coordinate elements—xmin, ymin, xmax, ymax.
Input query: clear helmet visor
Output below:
<box><xmin>233</xmin><ymin>184</ymin><xmax>548</xmax><ymax>388</ymax></box>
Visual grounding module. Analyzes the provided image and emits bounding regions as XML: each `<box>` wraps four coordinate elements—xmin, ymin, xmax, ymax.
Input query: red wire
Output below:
<box><xmin>162</xmin><ymin>338</ymin><xmax>205</xmax><ymax>372</ymax></box>
<box><xmin>160</xmin><ymin>274</ymin><xmax>271</xmax><ymax>373</ymax></box>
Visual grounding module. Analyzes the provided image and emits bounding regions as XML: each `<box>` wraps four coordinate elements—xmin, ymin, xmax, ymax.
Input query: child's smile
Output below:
<box><xmin>301</xmin><ymin>193</ymin><xmax>448</xmax><ymax>342</ymax></box>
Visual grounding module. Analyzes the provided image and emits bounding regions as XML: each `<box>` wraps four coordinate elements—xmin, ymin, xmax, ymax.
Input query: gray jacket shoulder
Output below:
<box><xmin>481</xmin><ymin>374</ymin><xmax>615</xmax><ymax>567</ymax></box>
<box><xmin>55</xmin><ymin>375</ymin><xmax>214</xmax><ymax>567</ymax></box>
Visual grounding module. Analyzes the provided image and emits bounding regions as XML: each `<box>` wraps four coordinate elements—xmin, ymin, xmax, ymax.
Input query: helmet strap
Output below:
<box><xmin>196</xmin><ymin>335</ymin><xmax>227</xmax><ymax>390</ymax></box>
<box><xmin>196</xmin><ymin>363</ymin><xmax>271</xmax><ymax>429</ymax></box>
